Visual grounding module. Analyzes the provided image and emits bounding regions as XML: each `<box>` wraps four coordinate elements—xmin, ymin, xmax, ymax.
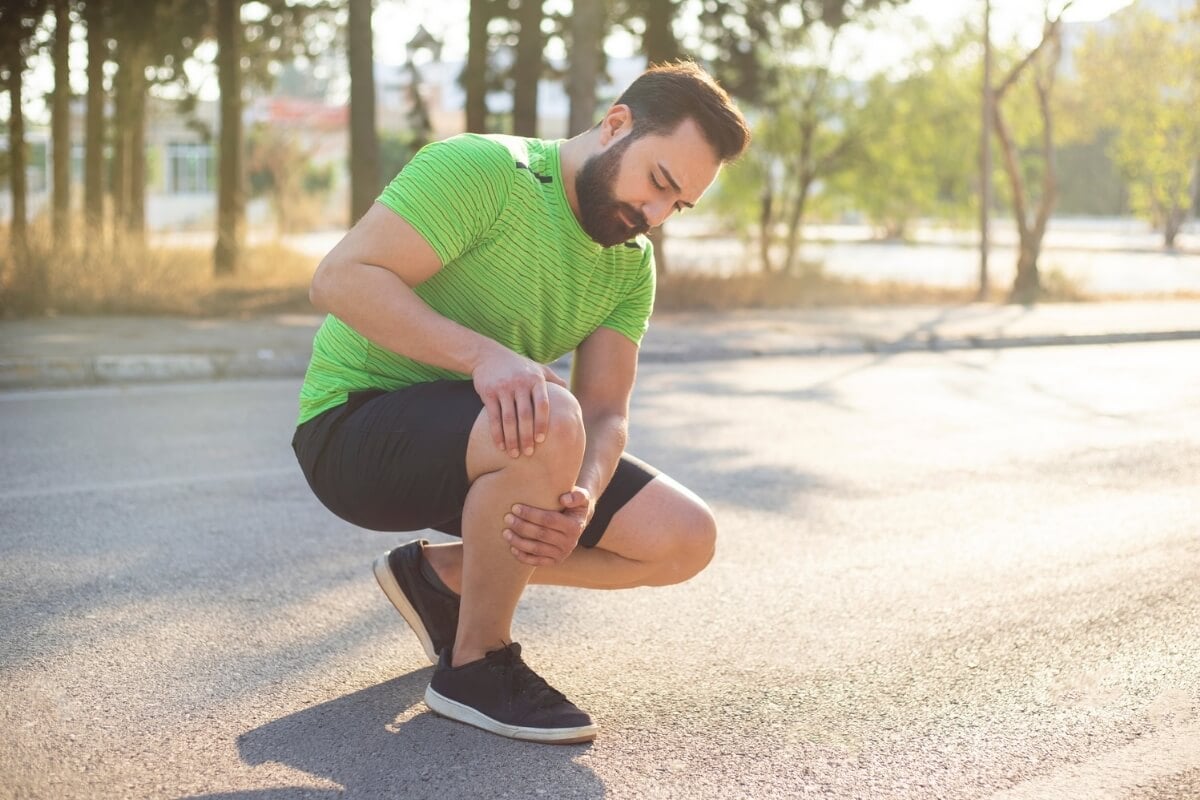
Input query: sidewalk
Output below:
<box><xmin>2</xmin><ymin>301</ymin><xmax>1199</xmax><ymax>390</ymax></box>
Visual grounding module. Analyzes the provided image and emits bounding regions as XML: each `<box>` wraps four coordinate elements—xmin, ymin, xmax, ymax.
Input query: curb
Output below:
<box><xmin>2</xmin><ymin>330</ymin><xmax>1199</xmax><ymax>391</ymax></box>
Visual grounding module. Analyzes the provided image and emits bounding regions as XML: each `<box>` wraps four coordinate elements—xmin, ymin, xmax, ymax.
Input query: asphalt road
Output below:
<box><xmin>2</xmin><ymin>341</ymin><xmax>1198</xmax><ymax>799</ymax></box>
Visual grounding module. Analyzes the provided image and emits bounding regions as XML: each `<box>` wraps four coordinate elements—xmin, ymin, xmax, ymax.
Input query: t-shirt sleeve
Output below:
<box><xmin>376</xmin><ymin>135</ymin><xmax>513</xmax><ymax>266</ymax></box>
<box><xmin>599</xmin><ymin>240</ymin><xmax>657</xmax><ymax>346</ymax></box>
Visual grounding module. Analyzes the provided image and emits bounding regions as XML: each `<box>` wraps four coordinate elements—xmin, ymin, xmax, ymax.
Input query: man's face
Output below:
<box><xmin>576</xmin><ymin>116</ymin><xmax>722</xmax><ymax>247</ymax></box>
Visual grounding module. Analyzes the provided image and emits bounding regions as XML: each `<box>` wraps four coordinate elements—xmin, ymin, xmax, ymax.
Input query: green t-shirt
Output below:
<box><xmin>296</xmin><ymin>134</ymin><xmax>656</xmax><ymax>425</ymax></box>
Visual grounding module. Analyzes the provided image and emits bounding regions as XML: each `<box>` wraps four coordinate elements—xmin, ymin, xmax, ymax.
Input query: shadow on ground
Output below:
<box><xmin>183</xmin><ymin>669</ymin><xmax>605</xmax><ymax>800</ymax></box>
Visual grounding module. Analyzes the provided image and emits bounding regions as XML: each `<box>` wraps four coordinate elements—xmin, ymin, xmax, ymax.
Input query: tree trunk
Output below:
<box><xmin>758</xmin><ymin>185</ymin><xmax>774</xmax><ymax>273</ymax></box>
<box><xmin>7</xmin><ymin>63</ymin><xmax>28</xmax><ymax>265</ymax></box>
<box><xmin>782</xmin><ymin>178</ymin><xmax>812</xmax><ymax>276</ymax></box>
<box><xmin>1163</xmin><ymin>207</ymin><xmax>1184</xmax><ymax>249</ymax></box>
<box><xmin>127</xmin><ymin>41</ymin><xmax>146</xmax><ymax>242</ymax></box>
<box><xmin>348</xmin><ymin>0</ymin><xmax>379</xmax><ymax>224</ymax></box>
<box><xmin>642</xmin><ymin>0</ymin><xmax>679</xmax><ymax>64</ymax></box>
<box><xmin>111</xmin><ymin>44</ymin><xmax>127</xmax><ymax>240</ymax></box>
<box><xmin>214</xmin><ymin>0</ymin><xmax>244</xmax><ymax>276</ymax></box>
<box><xmin>85</xmin><ymin>0</ymin><xmax>105</xmax><ymax>230</ymax></box>
<box><xmin>512</xmin><ymin>0</ymin><xmax>542</xmax><ymax>137</ymax></box>
<box><xmin>465</xmin><ymin>0</ymin><xmax>488</xmax><ymax>133</ymax></box>
<box><xmin>1010</xmin><ymin>237</ymin><xmax>1041</xmax><ymax>305</ymax></box>
<box><xmin>52</xmin><ymin>0</ymin><xmax>71</xmax><ymax>240</ymax></box>
<box><xmin>567</xmin><ymin>0</ymin><xmax>603</xmax><ymax>136</ymax></box>
<box><xmin>992</xmin><ymin>10</ymin><xmax>1070</xmax><ymax>305</ymax></box>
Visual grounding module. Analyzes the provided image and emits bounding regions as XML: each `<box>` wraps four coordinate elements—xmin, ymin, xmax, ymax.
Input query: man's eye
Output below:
<box><xmin>651</xmin><ymin>174</ymin><xmax>664</xmax><ymax>190</ymax></box>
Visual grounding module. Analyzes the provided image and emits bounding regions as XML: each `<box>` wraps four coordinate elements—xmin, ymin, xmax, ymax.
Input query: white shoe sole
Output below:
<box><xmin>373</xmin><ymin>550</ymin><xmax>438</xmax><ymax>664</ymax></box>
<box><xmin>424</xmin><ymin>685</ymin><xmax>598</xmax><ymax>744</ymax></box>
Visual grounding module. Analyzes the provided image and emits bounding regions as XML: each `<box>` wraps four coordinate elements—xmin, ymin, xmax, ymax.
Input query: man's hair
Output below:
<box><xmin>613</xmin><ymin>61</ymin><xmax>751</xmax><ymax>163</ymax></box>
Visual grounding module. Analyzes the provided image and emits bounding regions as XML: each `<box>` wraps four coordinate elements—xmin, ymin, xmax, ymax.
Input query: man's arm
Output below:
<box><xmin>503</xmin><ymin>326</ymin><xmax>639</xmax><ymax>565</ymax></box>
<box><xmin>311</xmin><ymin>203</ymin><xmax>565</xmax><ymax>458</ymax></box>
<box><xmin>571</xmin><ymin>326</ymin><xmax>638</xmax><ymax>501</ymax></box>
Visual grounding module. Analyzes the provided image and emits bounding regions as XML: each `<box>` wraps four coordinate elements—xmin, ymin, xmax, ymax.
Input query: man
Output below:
<box><xmin>292</xmin><ymin>61</ymin><xmax>750</xmax><ymax>744</ymax></box>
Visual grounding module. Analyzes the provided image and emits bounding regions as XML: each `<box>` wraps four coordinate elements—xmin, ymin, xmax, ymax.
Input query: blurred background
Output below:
<box><xmin>0</xmin><ymin>0</ymin><xmax>1197</xmax><ymax>317</ymax></box>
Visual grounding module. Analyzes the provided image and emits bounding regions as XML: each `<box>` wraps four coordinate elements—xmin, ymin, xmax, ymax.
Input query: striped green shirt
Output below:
<box><xmin>297</xmin><ymin>134</ymin><xmax>656</xmax><ymax>425</ymax></box>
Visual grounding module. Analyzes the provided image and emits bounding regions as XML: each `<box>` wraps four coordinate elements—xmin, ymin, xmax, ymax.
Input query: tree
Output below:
<box><xmin>512</xmin><ymin>0</ymin><xmax>544</xmax><ymax>137</ymax></box>
<box><xmin>106</xmin><ymin>0</ymin><xmax>209</xmax><ymax>242</ymax></box>
<box><xmin>464</xmin><ymin>0</ymin><xmax>489</xmax><ymax>132</ymax></box>
<box><xmin>991</xmin><ymin>2</ymin><xmax>1072</xmax><ymax>304</ymax></box>
<box><xmin>566</xmin><ymin>0</ymin><xmax>604</xmax><ymax>135</ymax></box>
<box><xmin>214</xmin><ymin>0</ymin><xmax>243</xmax><ymax>275</ymax></box>
<box><xmin>698</xmin><ymin>0</ymin><xmax>909</xmax><ymax>274</ymax></box>
<box><xmin>83</xmin><ymin>0</ymin><xmax>104</xmax><ymax>229</ymax></box>
<box><xmin>348</xmin><ymin>0</ymin><xmax>379</xmax><ymax>222</ymax></box>
<box><xmin>828</xmin><ymin>25</ymin><xmax>981</xmax><ymax>239</ymax></box>
<box><xmin>212</xmin><ymin>0</ymin><xmax>337</xmax><ymax>274</ymax></box>
<box><xmin>757</xmin><ymin>34</ymin><xmax>861</xmax><ymax>274</ymax></box>
<box><xmin>1073</xmin><ymin>4</ymin><xmax>1200</xmax><ymax>248</ymax></box>
<box><xmin>0</xmin><ymin>0</ymin><xmax>49</xmax><ymax>302</ymax></box>
<box><xmin>51</xmin><ymin>0</ymin><xmax>70</xmax><ymax>239</ymax></box>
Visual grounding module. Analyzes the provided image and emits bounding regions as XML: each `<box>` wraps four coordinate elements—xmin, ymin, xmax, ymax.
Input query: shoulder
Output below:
<box><xmin>413</xmin><ymin>133</ymin><xmax>520</xmax><ymax>180</ymax></box>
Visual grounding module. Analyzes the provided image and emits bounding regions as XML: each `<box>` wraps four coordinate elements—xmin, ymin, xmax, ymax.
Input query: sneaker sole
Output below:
<box><xmin>373</xmin><ymin>551</ymin><xmax>438</xmax><ymax>665</ymax></box>
<box><xmin>424</xmin><ymin>685</ymin><xmax>598</xmax><ymax>744</ymax></box>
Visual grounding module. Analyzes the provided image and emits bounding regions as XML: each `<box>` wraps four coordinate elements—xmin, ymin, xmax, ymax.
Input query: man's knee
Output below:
<box><xmin>541</xmin><ymin>383</ymin><xmax>585</xmax><ymax>457</ymax></box>
<box><xmin>653</xmin><ymin>498</ymin><xmax>717</xmax><ymax>585</ymax></box>
<box><xmin>467</xmin><ymin>382</ymin><xmax>585</xmax><ymax>478</ymax></box>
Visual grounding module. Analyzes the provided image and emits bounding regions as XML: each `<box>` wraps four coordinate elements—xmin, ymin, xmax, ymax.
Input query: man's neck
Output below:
<box><xmin>558</xmin><ymin>131</ymin><xmax>595</xmax><ymax>222</ymax></box>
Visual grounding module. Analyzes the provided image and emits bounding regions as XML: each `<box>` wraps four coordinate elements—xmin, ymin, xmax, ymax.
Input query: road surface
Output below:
<box><xmin>2</xmin><ymin>341</ymin><xmax>1198</xmax><ymax>798</ymax></box>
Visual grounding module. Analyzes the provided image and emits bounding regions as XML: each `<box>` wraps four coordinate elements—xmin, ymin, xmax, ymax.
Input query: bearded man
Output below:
<box><xmin>292</xmin><ymin>61</ymin><xmax>750</xmax><ymax>743</ymax></box>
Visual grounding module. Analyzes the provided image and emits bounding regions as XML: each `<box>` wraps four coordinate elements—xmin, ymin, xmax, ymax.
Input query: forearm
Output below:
<box><xmin>576</xmin><ymin>411</ymin><xmax>628</xmax><ymax>499</ymax></box>
<box><xmin>311</xmin><ymin>260</ymin><xmax>500</xmax><ymax>373</ymax></box>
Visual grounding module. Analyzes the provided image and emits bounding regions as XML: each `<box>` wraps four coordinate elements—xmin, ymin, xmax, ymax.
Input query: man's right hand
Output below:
<box><xmin>472</xmin><ymin>346</ymin><xmax>568</xmax><ymax>459</ymax></box>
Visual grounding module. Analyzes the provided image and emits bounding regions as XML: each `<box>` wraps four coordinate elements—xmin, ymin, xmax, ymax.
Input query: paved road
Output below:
<box><xmin>2</xmin><ymin>341</ymin><xmax>1198</xmax><ymax>799</ymax></box>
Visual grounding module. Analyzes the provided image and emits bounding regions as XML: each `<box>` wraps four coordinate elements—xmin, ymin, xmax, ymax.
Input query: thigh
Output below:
<box><xmin>294</xmin><ymin>380</ymin><xmax>483</xmax><ymax>532</ymax></box>
<box><xmin>588</xmin><ymin>465</ymin><xmax>715</xmax><ymax>561</ymax></box>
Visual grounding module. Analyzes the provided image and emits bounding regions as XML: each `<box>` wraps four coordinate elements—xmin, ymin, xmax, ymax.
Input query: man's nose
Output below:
<box><xmin>640</xmin><ymin>199</ymin><xmax>674</xmax><ymax>228</ymax></box>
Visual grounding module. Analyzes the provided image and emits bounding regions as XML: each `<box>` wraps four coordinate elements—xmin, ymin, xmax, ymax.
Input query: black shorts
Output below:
<box><xmin>291</xmin><ymin>380</ymin><xmax>658</xmax><ymax>548</ymax></box>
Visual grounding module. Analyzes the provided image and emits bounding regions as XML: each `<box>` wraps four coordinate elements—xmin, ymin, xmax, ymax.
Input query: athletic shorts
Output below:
<box><xmin>291</xmin><ymin>379</ymin><xmax>658</xmax><ymax>548</ymax></box>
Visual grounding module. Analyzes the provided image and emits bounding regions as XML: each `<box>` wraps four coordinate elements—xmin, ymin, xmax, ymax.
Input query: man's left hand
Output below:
<box><xmin>502</xmin><ymin>487</ymin><xmax>595</xmax><ymax>567</ymax></box>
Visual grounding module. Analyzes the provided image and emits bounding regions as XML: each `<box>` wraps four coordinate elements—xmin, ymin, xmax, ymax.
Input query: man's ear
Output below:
<box><xmin>599</xmin><ymin>104</ymin><xmax>633</xmax><ymax>145</ymax></box>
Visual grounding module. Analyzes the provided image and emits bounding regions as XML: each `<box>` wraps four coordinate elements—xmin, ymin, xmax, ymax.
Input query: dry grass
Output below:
<box><xmin>2</xmin><ymin>221</ymin><xmax>1100</xmax><ymax>318</ymax></box>
<box><xmin>1</xmin><ymin>222</ymin><xmax>316</xmax><ymax>318</ymax></box>
<box><xmin>654</xmin><ymin>267</ymin><xmax>1091</xmax><ymax>311</ymax></box>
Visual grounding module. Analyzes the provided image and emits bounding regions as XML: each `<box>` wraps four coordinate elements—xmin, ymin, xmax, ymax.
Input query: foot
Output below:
<box><xmin>373</xmin><ymin>539</ymin><xmax>459</xmax><ymax>663</ymax></box>
<box><xmin>425</xmin><ymin>643</ymin><xmax>598</xmax><ymax>744</ymax></box>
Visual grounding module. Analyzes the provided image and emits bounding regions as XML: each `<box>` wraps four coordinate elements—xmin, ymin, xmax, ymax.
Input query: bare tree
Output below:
<box><xmin>992</xmin><ymin>2</ymin><xmax>1072</xmax><ymax>304</ymax></box>
<box><xmin>348</xmin><ymin>0</ymin><xmax>380</xmax><ymax>223</ymax></box>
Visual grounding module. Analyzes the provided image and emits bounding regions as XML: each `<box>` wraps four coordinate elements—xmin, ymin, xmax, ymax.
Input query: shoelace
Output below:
<box><xmin>486</xmin><ymin>644</ymin><xmax>568</xmax><ymax>709</ymax></box>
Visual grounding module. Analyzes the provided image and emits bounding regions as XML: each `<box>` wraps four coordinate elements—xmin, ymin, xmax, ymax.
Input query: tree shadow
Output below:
<box><xmin>182</xmin><ymin>669</ymin><xmax>605</xmax><ymax>800</ymax></box>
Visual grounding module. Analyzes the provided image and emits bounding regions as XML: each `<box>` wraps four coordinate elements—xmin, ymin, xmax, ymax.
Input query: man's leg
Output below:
<box><xmin>452</xmin><ymin>382</ymin><xmax>586</xmax><ymax>665</ymax></box>
<box><xmin>421</xmin><ymin>469</ymin><xmax>718</xmax><ymax>594</ymax></box>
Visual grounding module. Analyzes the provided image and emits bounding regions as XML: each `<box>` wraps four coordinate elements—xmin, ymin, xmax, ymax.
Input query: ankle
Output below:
<box><xmin>449</xmin><ymin>636</ymin><xmax>510</xmax><ymax>668</ymax></box>
<box><xmin>422</xmin><ymin>544</ymin><xmax>463</xmax><ymax>596</ymax></box>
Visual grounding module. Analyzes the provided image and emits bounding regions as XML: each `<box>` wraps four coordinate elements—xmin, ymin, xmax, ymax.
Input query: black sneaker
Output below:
<box><xmin>425</xmin><ymin>643</ymin><xmax>598</xmax><ymax>744</ymax></box>
<box><xmin>373</xmin><ymin>539</ymin><xmax>459</xmax><ymax>664</ymax></box>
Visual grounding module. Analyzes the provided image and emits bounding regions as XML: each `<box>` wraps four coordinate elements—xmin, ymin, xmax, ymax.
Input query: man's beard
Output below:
<box><xmin>575</xmin><ymin>136</ymin><xmax>649</xmax><ymax>247</ymax></box>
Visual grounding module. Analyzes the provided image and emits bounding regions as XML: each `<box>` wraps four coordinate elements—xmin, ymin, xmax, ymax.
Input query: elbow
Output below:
<box><xmin>309</xmin><ymin>258</ymin><xmax>336</xmax><ymax>313</ymax></box>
